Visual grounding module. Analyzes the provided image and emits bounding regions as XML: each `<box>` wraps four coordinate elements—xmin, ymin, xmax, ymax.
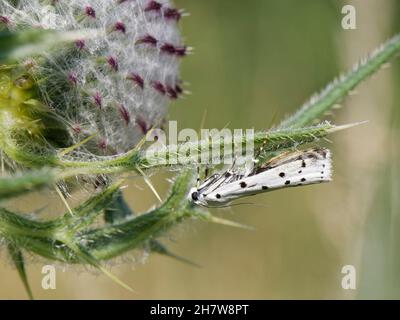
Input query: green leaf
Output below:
<box><xmin>7</xmin><ymin>244</ymin><xmax>33</xmax><ymax>300</ymax></box>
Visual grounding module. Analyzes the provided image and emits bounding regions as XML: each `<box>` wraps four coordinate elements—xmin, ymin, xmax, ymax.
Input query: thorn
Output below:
<box><xmin>55</xmin><ymin>185</ymin><xmax>74</xmax><ymax>216</ymax></box>
<box><xmin>71</xmin><ymin>245</ymin><xmax>135</xmax><ymax>292</ymax></box>
<box><xmin>161</xmin><ymin>251</ymin><xmax>201</xmax><ymax>268</ymax></box>
<box><xmin>151</xmin><ymin>242</ymin><xmax>201</xmax><ymax>268</ymax></box>
<box><xmin>97</xmin><ymin>264</ymin><xmax>135</xmax><ymax>292</ymax></box>
<box><xmin>328</xmin><ymin>121</ymin><xmax>369</xmax><ymax>133</ymax></box>
<box><xmin>137</xmin><ymin>168</ymin><xmax>162</xmax><ymax>203</ymax></box>
<box><xmin>59</xmin><ymin>132</ymin><xmax>98</xmax><ymax>156</ymax></box>
<box><xmin>8</xmin><ymin>245</ymin><xmax>34</xmax><ymax>300</ymax></box>
<box><xmin>205</xmin><ymin>214</ymin><xmax>254</xmax><ymax>230</ymax></box>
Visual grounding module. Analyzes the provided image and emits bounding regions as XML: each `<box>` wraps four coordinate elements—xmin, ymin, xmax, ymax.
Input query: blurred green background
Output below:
<box><xmin>1</xmin><ymin>0</ymin><xmax>400</xmax><ymax>299</ymax></box>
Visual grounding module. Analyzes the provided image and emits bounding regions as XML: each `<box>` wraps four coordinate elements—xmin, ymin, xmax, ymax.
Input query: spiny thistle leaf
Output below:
<box><xmin>0</xmin><ymin>168</ymin><xmax>56</xmax><ymax>200</ymax></box>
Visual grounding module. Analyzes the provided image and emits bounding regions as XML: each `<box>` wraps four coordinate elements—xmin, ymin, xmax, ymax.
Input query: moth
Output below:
<box><xmin>189</xmin><ymin>148</ymin><xmax>332</xmax><ymax>207</ymax></box>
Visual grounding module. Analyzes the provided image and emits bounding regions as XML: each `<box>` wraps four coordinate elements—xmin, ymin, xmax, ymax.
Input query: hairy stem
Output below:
<box><xmin>278</xmin><ymin>34</ymin><xmax>400</xmax><ymax>129</ymax></box>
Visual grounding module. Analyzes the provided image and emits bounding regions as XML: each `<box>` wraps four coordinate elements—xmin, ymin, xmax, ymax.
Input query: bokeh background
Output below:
<box><xmin>1</xmin><ymin>0</ymin><xmax>400</xmax><ymax>299</ymax></box>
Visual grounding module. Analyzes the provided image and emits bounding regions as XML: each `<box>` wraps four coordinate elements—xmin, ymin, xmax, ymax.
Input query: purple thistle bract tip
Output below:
<box><xmin>75</xmin><ymin>39</ymin><xmax>85</xmax><ymax>50</ymax></box>
<box><xmin>114</xmin><ymin>21</ymin><xmax>126</xmax><ymax>33</ymax></box>
<box><xmin>136</xmin><ymin>34</ymin><xmax>158</xmax><ymax>46</ymax></box>
<box><xmin>119</xmin><ymin>105</ymin><xmax>131</xmax><ymax>125</ymax></box>
<box><xmin>128</xmin><ymin>73</ymin><xmax>145</xmax><ymax>89</ymax></box>
<box><xmin>0</xmin><ymin>15</ymin><xmax>9</xmax><ymax>25</ymax></box>
<box><xmin>93</xmin><ymin>92</ymin><xmax>103</xmax><ymax>108</ymax></box>
<box><xmin>85</xmin><ymin>6</ymin><xmax>96</xmax><ymax>18</ymax></box>
<box><xmin>145</xmin><ymin>1</ymin><xmax>162</xmax><ymax>12</ymax></box>
<box><xmin>107</xmin><ymin>56</ymin><xmax>119</xmax><ymax>72</ymax></box>
<box><xmin>164</xmin><ymin>8</ymin><xmax>181</xmax><ymax>21</ymax></box>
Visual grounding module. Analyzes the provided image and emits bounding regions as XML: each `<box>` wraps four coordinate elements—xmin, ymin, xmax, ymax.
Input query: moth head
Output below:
<box><xmin>188</xmin><ymin>187</ymin><xmax>207</xmax><ymax>206</ymax></box>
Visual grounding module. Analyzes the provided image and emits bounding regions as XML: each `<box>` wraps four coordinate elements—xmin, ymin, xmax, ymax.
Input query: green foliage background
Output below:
<box><xmin>1</xmin><ymin>0</ymin><xmax>399</xmax><ymax>299</ymax></box>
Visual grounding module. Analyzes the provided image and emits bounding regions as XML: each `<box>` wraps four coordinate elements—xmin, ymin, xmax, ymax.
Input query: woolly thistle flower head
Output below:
<box><xmin>0</xmin><ymin>0</ymin><xmax>186</xmax><ymax>162</ymax></box>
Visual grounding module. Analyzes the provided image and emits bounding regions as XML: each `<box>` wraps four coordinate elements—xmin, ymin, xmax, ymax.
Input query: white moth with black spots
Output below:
<box><xmin>189</xmin><ymin>148</ymin><xmax>332</xmax><ymax>207</ymax></box>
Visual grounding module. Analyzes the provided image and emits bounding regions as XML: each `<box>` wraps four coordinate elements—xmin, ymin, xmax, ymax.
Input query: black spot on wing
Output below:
<box><xmin>262</xmin><ymin>186</ymin><xmax>269</xmax><ymax>190</ymax></box>
<box><xmin>285</xmin><ymin>180</ymin><xmax>290</xmax><ymax>185</ymax></box>
<box><xmin>240</xmin><ymin>181</ymin><xmax>247</xmax><ymax>188</ymax></box>
<box><xmin>216</xmin><ymin>194</ymin><xmax>221</xmax><ymax>199</ymax></box>
<box><xmin>279</xmin><ymin>172</ymin><xmax>285</xmax><ymax>178</ymax></box>
<box><xmin>301</xmin><ymin>178</ymin><xmax>306</xmax><ymax>182</ymax></box>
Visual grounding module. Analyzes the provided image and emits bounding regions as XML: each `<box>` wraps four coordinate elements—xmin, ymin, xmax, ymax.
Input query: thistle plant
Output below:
<box><xmin>0</xmin><ymin>0</ymin><xmax>400</xmax><ymax>298</ymax></box>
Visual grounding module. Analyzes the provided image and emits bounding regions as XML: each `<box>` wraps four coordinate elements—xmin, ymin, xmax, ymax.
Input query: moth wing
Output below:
<box><xmin>203</xmin><ymin>148</ymin><xmax>332</xmax><ymax>205</ymax></box>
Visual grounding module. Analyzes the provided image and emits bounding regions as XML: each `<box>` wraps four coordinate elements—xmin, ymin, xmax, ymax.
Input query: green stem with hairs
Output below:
<box><xmin>278</xmin><ymin>34</ymin><xmax>400</xmax><ymax>129</ymax></box>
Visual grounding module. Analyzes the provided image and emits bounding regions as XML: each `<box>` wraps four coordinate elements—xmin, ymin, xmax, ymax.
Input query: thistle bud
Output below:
<box><xmin>0</xmin><ymin>0</ymin><xmax>186</xmax><ymax>166</ymax></box>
